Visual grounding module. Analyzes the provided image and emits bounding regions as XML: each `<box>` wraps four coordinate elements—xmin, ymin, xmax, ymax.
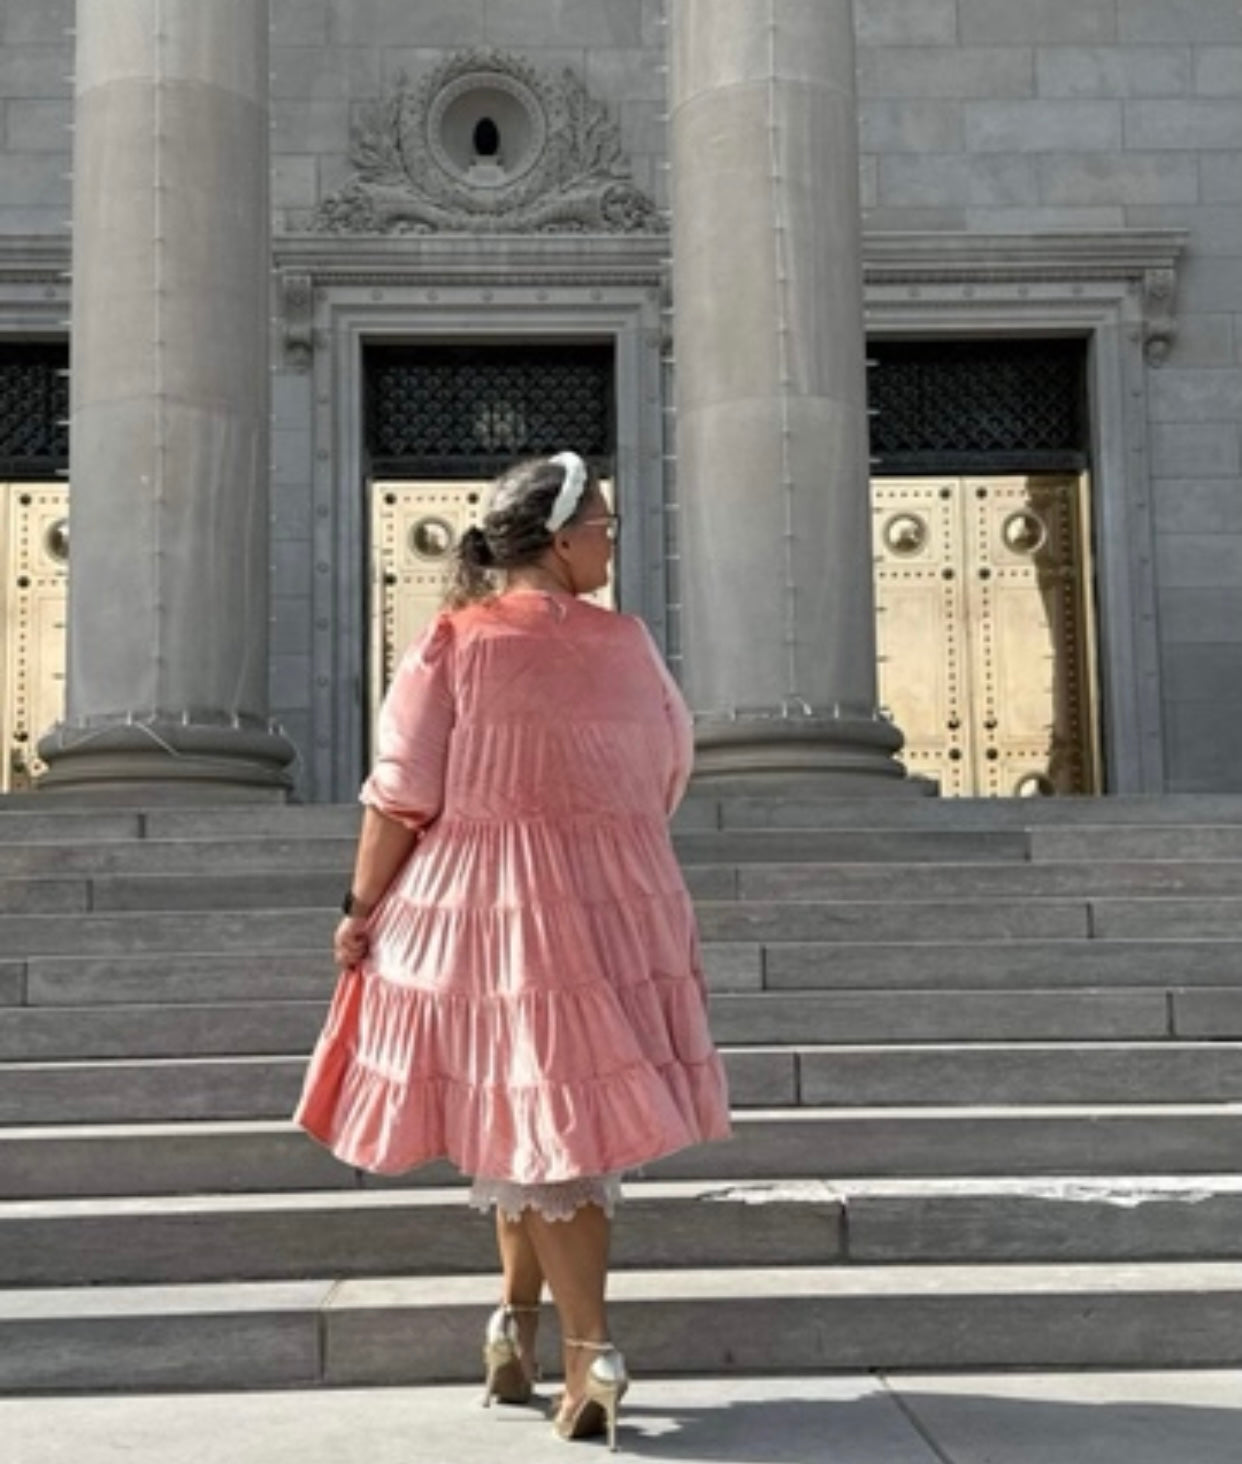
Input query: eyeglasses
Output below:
<box><xmin>576</xmin><ymin>514</ymin><xmax>621</xmax><ymax>542</ymax></box>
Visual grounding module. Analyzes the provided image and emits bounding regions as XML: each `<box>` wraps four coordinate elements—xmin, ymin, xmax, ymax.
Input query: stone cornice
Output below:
<box><xmin>863</xmin><ymin>229</ymin><xmax>1186</xmax><ymax>285</ymax></box>
<box><xmin>0</xmin><ymin>235</ymin><xmax>71</xmax><ymax>286</ymax></box>
<box><xmin>273</xmin><ymin>233</ymin><xmax>669</xmax><ymax>288</ymax></box>
<box><xmin>863</xmin><ymin>230</ymin><xmax>1188</xmax><ymax>366</ymax></box>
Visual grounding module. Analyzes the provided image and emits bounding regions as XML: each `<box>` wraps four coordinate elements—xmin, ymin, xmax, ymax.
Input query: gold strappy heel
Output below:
<box><xmin>553</xmin><ymin>1338</ymin><xmax>628</xmax><ymax>1452</ymax></box>
<box><xmin>481</xmin><ymin>1302</ymin><xmax>541</xmax><ymax>1407</ymax></box>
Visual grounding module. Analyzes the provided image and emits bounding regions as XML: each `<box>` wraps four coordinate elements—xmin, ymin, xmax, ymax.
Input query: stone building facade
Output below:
<box><xmin>0</xmin><ymin>0</ymin><xmax>1239</xmax><ymax>800</ymax></box>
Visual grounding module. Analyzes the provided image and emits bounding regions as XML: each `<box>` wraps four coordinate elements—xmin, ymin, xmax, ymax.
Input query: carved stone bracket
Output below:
<box><xmin>280</xmin><ymin>271</ymin><xmax>314</xmax><ymax>371</ymax></box>
<box><xmin>1141</xmin><ymin>266</ymin><xmax>1177</xmax><ymax>367</ymax></box>
<box><xmin>312</xmin><ymin>49</ymin><xmax>662</xmax><ymax>236</ymax></box>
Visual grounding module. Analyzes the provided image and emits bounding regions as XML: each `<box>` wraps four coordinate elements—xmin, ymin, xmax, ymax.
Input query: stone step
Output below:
<box><xmin>4</xmin><ymin>1043</ymin><xmax>1242</xmax><ymax>1124</ymax></box>
<box><xmin>758</xmin><ymin>939</ymin><xmax>1242</xmax><ymax>990</ymax></box>
<box><xmin>731</xmin><ymin>860</ymin><xmax>1242</xmax><ymax>901</ymax></box>
<box><xmin>13</xmin><ymin>941</ymin><xmax>1242</xmax><ymax>1013</ymax></box>
<box><xmin>706</xmin><ymin>794</ymin><xmax>1242</xmax><ymax>830</ymax></box>
<box><xmin>696</xmin><ymin>899</ymin><xmax>1091</xmax><ymax>942</ymax></box>
<box><xmin>4</xmin><ymin>1261</ymin><xmax>1242</xmax><ymax>1391</ymax></box>
<box><xmin>4</xmin><ymin>1176</ymin><xmax>1240</xmax><ymax>1288</ymax></box>
<box><xmin>15</xmin><ymin>857</ymin><xmax>1242</xmax><ymax>916</ymax></box>
<box><xmin>5</xmin><ymin>1106</ymin><xmax>1241</xmax><ymax>1200</ymax></box>
<box><xmin>0</xmin><ymin>838</ymin><xmax>357</xmax><ymax>882</ymax></box>
<box><xmin>3</xmin><ymin>988</ymin><xmax>1215</xmax><ymax>1061</ymax></box>
<box><xmin>0</xmin><ymin>895</ymin><xmax>1120</xmax><ymax>957</ymax></box>
<box><xmin>0</xmin><ymin>1180</ymin><xmax>844</xmax><ymax>1286</ymax></box>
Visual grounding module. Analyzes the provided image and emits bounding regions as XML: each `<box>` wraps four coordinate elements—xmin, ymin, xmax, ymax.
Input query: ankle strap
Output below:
<box><xmin>501</xmin><ymin>1302</ymin><xmax>540</xmax><ymax>1314</ymax></box>
<box><xmin>563</xmin><ymin>1336</ymin><xmax>614</xmax><ymax>1350</ymax></box>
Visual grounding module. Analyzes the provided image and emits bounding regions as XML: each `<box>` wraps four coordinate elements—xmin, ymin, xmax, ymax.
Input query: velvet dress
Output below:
<box><xmin>293</xmin><ymin>590</ymin><xmax>732</xmax><ymax>1207</ymax></box>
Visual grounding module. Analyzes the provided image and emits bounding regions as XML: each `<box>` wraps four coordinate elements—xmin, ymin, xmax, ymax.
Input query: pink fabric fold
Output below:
<box><xmin>294</xmin><ymin>593</ymin><xmax>732</xmax><ymax>1182</ymax></box>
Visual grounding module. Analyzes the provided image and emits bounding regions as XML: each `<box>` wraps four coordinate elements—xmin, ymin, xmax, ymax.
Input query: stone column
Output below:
<box><xmin>670</xmin><ymin>0</ymin><xmax>907</xmax><ymax>788</ymax></box>
<box><xmin>39</xmin><ymin>0</ymin><xmax>294</xmax><ymax>798</ymax></box>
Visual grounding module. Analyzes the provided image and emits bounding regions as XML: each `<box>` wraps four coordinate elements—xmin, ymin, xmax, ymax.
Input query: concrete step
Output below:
<box><xmin>5</xmin><ymin>1176</ymin><xmax>1241</xmax><ymax>1288</ymax></box>
<box><xmin>14</xmin><ymin>857</ymin><xmax>1242</xmax><ymax>917</ymax></box>
<box><xmin>4</xmin><ymin>988</ymin><xmax>1215</xmax><ymax>1061</ymax></box>
<box><xmin>758</xmin><ymin>939</ymin><xmax>1242</xmax><ymax>990</ymax></box>
<box><xmin>0</xmin><ymin>1180</ymin><xmax>843</xmax><ymax>1286</ymax></box>
<box><xmin>5</xmin><ymin>1106</ymin><xmax>1242</xmax><ymax>1200</ymax></box>
<box><xmin>17</xmin><ymin>952</ymin><xmax>332</xmax><ymax>1008</ymax></box>
<box><xmin>0</xmin><ymin>838</ymin><xmax>356</xmax><ymax>881</ymax></box>
<box><xmin>4</xmin><ymin>1041</ymin><xmax>1242</xmax><ymax>1124</ymax></box>
<box><xmin>5</xmin><ymin>1261</ymin><xmax>1242</xmax><ymax>1391</ymax></box>
<box><xmin>696</xmin><ymin>899</ymin><xmax>1090</xmax><ymax>942</ymax></box>
<box><xmin>705</xmin><ymin>794</ymin><xmax>1242</xmax><ymax>830</ymax></box>
<box><xmin>732</xmin><ymin>860</ymin><xmax>1242</xmax><ymax>901</ymax></box>
<box><xmin>12</xmin><ymin>941</ymin><xmax>1242</xmax><ymax>1014</ymax></box>
<box><xmin>0</xmin><ymin>895</ymin><xmax>1111</xmax><ymax>957</ymax></box>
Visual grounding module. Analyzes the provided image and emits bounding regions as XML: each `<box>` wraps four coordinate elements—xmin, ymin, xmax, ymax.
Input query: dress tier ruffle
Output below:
<box><xmin>294</xmin><ymin>593</ymin><xmax>732</xmax><ymax>1182</ymax></box>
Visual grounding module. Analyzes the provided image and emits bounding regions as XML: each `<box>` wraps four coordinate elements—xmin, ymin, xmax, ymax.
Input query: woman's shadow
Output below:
<box><xmin>579</xmin><ymin>1378</ymin><xmax>1242</xmax><ymax>1464</ymax></box>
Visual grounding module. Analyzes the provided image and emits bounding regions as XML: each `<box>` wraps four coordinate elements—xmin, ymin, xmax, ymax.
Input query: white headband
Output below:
<box><xmin>545</xmin><ymin>451</ymin><xmax>588</xmax><ymax>531</ymax></box>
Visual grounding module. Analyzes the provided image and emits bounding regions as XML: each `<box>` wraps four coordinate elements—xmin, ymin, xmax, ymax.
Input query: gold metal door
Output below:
<box><xmin>2</xmin><ymin>483</ymin><xmax>68</xmax><ymax>791</ymax></box>
<box><xmin>369</xmin><ymin>480</ymin><xmax>614</xmax><ymax>750</ymax></box>
<box><xmin>872</xmin><ymin>475</ymin><xmax>1100</xmax><ymax>796</ymax></box>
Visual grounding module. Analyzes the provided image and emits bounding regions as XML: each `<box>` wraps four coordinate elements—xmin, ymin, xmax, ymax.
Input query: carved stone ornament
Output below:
<box><xmin>313</xmin><ymin>50</ymin><xmax>662</xmax><ymax>236</ymax></box>
<box><xmin>1141</xmin><ymin>266</ymin><xmax>1177</xmax><ymax>367</ymax></box>
<box><xmin>280</xmin><ymin>272</ymin><xmax>315</xmax><ymax>371</ymax></box>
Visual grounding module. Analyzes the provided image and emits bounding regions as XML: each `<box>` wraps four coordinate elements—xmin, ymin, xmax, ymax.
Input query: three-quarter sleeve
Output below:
<box><xmin>360</xmin><ymin>613</ymin><xmax>456</xmax><ymax>831</ymax></box>
<box><xmin>635</xmin><ymin>619</ymin><xmax>695</xmax><ymax>815</ymax></box>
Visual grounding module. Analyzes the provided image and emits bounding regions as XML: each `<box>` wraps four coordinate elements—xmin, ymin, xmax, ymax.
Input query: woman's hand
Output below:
<box><xmin>333</xmin><ymin>914</ymin><xmax>371</xmax><ymax>970</ymax></box>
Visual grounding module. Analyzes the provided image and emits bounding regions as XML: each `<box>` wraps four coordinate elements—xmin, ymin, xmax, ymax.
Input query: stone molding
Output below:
<box><xmin>273</xmin><ymin>236</ymin><xmax>667</xmax><ymax>370</ymax></box>
<box><xmin>864</xmin><ymin>230</ymin><xmax>1187</xmax><ymax>367</ymax></box>
<box><xmin>311</xmin><ymin>49</ymin><xmax>662</xmax><ymax>236</ymax></box>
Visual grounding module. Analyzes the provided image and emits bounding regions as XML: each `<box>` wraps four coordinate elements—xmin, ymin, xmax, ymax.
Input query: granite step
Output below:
<box><xmin>5</xmin><ymin>1106</ymin><xmax>1241</xmax><ymax>1200</ymax></box>
<box><xmin>12</xmin><ymin>941</ymin><xmax>1242</xmax><ymax>1013</ymax></box>
<box><xmin>0</xmin><ymin>988</ymin><xmax>1205</xmax><ymax>1061</ymax></box>
<box><xmin>0</xmin><ymin>839</ymin><xmax>357</xmax><ymax>882</ymax></box>
<box><xmin>757</xmin><ymin>939</ymin><xmax>1242</xmax><ymax>991</ymax></box>
<box><xmin>0</xmin><ymin>895</ymin><xmax>1115</xmax><ymax>957</ymax></box>
<box><xmin>5</xmin><ymin>1261</ymin><xmax>1242</xmax><ymax>1391</ymax></box>
<box><xmin>3</xmin><ymin>1043</ymin><xmax>1242</xmax><ymax>1125</ymax></box>
<box><xmin>705</xmin><ymin>795</ymin><xmax>1242</xmax><ymax>830</ymax></box>
<box><xmin>15</xmin><ymin>857</ymin><xmax>1242</xmax><ymax>915</ymax></box>
<box><xmin>4</xmin><ymin>1176</ymin><xmax>1241</xmax><ymax>1288</ymax></box>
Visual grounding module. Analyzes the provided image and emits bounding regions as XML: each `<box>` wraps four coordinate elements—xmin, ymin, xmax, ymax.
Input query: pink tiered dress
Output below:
<box><xmin>294</xmin><ymin>591</ymin><xmax>732</xmax><ymax>1199</ymax></box>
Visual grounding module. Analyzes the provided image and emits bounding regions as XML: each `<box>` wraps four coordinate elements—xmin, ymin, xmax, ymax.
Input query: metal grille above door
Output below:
<box><xmin>868</xmin><ymin>339</ymin><xmax>1088</xmax><ymax>476</ymax></box>
<box><xmin>0</xmin><ymin>344</ymin><xmax>69</xmax><ymax>479</ymax></box>
<box><xmin>365</xmin><ymin>343</ymin><xmax>614</xmax><ymax>479</ymax></box>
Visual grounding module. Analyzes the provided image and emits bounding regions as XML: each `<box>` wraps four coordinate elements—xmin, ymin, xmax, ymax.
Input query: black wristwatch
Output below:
<box><xmin>341</xmin><ymin>891</ymin><xmax>373</xmax><ymax>918</ymax></box>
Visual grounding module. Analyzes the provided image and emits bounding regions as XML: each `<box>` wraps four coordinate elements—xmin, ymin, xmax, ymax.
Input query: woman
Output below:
<box><xmin>294</xmin><ymin>451</ymin><xmax>731</xmax><ymax>1450</ymax></box>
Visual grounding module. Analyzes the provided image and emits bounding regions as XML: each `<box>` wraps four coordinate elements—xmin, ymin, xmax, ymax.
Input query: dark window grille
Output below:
<box><xmin>365</xmin><ymin>343</ymin><xmax>614</xmax><ymax>479</ymax></box>
<box><xmin>0</xmin><ymin>343</ymin><xmax>69</xmax><ymax>477</ymax></box>
<box><xmin>867</xmin><ymin>338</ymin><xmax>1088</xmax><ymax>475</ymax></box>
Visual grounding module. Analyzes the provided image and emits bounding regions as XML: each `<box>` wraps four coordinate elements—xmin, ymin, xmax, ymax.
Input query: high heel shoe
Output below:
<box><xmin>553</xmin><ymin>1338</ymin><xmax>628</xmax><ymax>1452</ymax></box>
<box><xmin>481</xmin><ymin>1302</ymin><xmax>540</xmax><ymax>1407</ymax></box>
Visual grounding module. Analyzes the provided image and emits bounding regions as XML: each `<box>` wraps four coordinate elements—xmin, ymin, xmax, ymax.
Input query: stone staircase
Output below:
<box><xmin>3</xmin><ymin>795</ymin><xmax>1242</xmax><ymax>1391</ymax></box>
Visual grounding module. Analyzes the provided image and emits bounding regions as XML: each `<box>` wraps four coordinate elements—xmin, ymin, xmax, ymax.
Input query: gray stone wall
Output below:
<box><xmin>0</xmin><ymin>0</ymin><xmax>72</xmax><ymax>233</ymax></box>
<box><xmin>854</xmin><ymin>0</ymin><xmax>1242</xmax><ymax>791</ymax></box>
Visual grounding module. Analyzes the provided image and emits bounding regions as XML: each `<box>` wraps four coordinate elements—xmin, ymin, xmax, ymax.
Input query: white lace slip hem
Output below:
<box><xmin>467</xmin><ymin>1173</ymin><xmax>623</xmax><ymax>1223</ymax></box>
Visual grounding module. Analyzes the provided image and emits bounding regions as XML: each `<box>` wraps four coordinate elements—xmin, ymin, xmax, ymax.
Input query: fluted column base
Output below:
<box><xmin>37</xmin><ymin>712</ymin><xmax>295</xmax><ymax>802</ymax></box>
<box><xmin>692</xmin><ymin>712</ymin><xmax>932</xmax><ymax>795</ymax></box>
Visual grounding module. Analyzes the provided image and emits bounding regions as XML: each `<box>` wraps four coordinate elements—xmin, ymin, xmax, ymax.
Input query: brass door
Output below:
<box><xmin>1</xmin><ymin>483</ymin><xmax>68</xmax><ymax>791</ymax></box>
<box><xmin>369</xmin><ymin>479</ymin><xmax>614</xmax><ymax>750</ymax></box>
<box><xmin>872</xmin><ymin>475</ymin><xmax>1100</xmax><ymax>796</ymax></box>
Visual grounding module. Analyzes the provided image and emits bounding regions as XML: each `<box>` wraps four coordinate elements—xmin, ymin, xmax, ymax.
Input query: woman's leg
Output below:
<box><xmin>494</xmin><ymin>1210</ymin><xmax>544</xmax><ymax>1372</ymax></box>
<box><xmin>523</xmin><ymin>1203</ymin><xmax>612</xmax><ymax>1411</ymax></box>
